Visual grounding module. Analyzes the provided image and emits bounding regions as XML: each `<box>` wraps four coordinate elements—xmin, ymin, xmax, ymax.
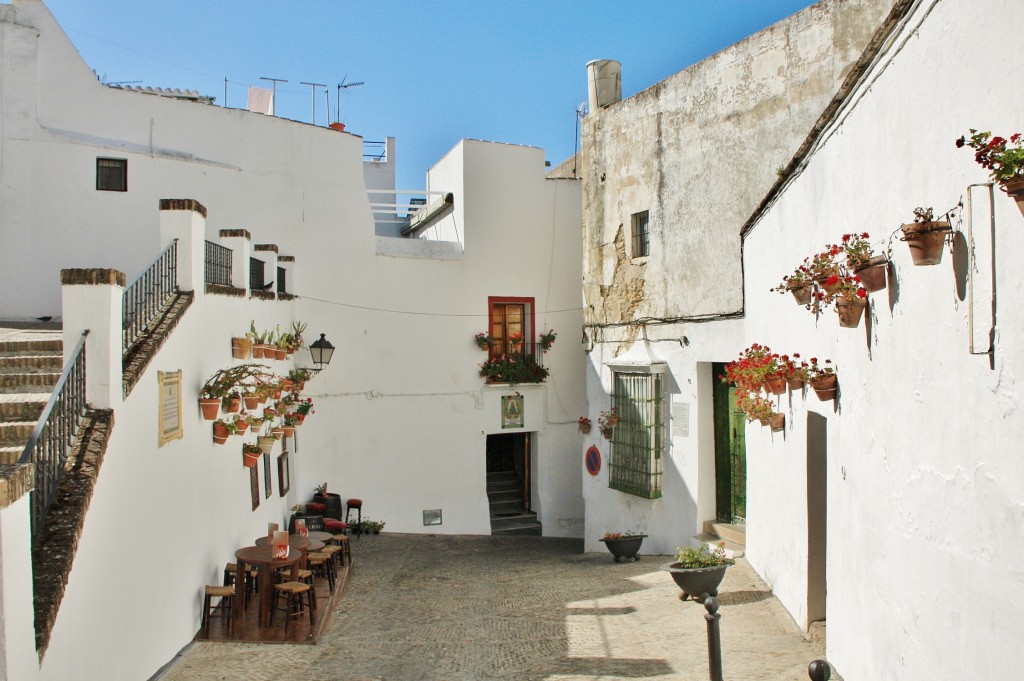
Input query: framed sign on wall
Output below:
<box><xmin>157</xmin><ymin>370</ymin><xmax>183</xmax><ymax>447</ymax></box>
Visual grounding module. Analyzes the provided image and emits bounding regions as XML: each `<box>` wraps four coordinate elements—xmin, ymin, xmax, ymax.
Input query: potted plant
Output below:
<box><xmin>212</xmin><ymin>417</ymin><xmax>234</xmax><ymax>445</ymax></box>
<box><xmin>722</xmin><ymin>344</ymin><xmax>781</xmax><ymax>395</ymax></box>
<box><xmin>901</xmin><ymin>207</ymin><xmax>951</xmax><ymax>266</ymax></box>
<box><xmin>841</xmin><ymin>232</ymin><xmax>888</xmax><ymax>293</ymax></box>
<box><xmin>778</xmin><ymin>354</ymin><xmax>808</xmax><ymax>391</ymax></box>
<box><xmin>957</xmin><ymin>129</ymin><xmax>1024</xmax><ymax>214</ymax></box>
<box><xmin>771</xmin><ymin>264</ymin><xmax>814</xmax><ymax>306</ymax></box>
<box><xmin>806</xmin><ymin>357</ymin><xmax>837</xmax><ymax>401</ymax></box>
<box><xmin>538</xmin><ymin>329</ymin><xmax>557</xmax><ymax>352</ymax></box>
<box><xmin>295</xmin><ymin>397</ymin><xmax>314</xmax><ymax>424</ymax></box>
<box><xmin>248</xmin><ymin>322</ymin><xmax>268</xmax><ymax>359</ymax></box>
<box><xmin>578</xmin><ymin>416</ymin><xmax>592</xmax><ymax>434</ymax></box>
<box><xmin>474</xmin><ymin>332</ymin><xmax>492</xmax><ymax>350</ymax></box>
<box><xmin>231</xmin><ymin>335</ymin><xmax>252</xmax><ymax>359</ymax></box>
<box><xmin>289</xmin><ymin>321</ymin><xmax>309</xmax><ymax>353</ymax></box>
<box><xmin>599</xmin><ymin>531</ymin><xmax>647</xmax><ymax>563</ymax></box>
<box><xmin>661</xmin><ymin>543</ymin><xmax>734</xmax><ymax>602</ymax></box>
<box><xmin>479</xmin><ymin>354</ymin><xmax>549</xmax><ymax>384</ymax></box>
<box><xmin>282</xmin><ymin>413</ymin><xmax>298</xmax><ymax>438</ymax></box>
<box><xmin>242</xmin><ymin>442</ymin><xmax>261</xmax><ymax>468</ymax></box>
<box><xmin>598</xmin><ymin>408</ymin><xmax>620</xmax><ymax>438</ymax></box>
<box><xmin>806</xmin><ymin>245</ymin><xmax>842</xmax><ymax>294</ymax></box>
<box><xmin>288</xmin><ymin>368</ymin><xmax>313</xmax><ymax>391</ymax></box>
<box><xmin>823</xmin><ymin>273</ymin><xmax>868</xmax><ymax>328</ymax></box>
<box><xmin>735</xmin><ymin>393</ymin><xmax>778</xmax><ymax>427</ymax></box>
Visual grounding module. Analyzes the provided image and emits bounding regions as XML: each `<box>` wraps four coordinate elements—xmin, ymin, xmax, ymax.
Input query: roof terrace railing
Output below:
<box><xmin>123</xmin><ymin>239</ymin><xmax>178</xmax><ymax>354</ymax></box>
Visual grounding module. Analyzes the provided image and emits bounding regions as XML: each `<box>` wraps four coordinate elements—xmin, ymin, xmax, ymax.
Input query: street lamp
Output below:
<box><xmin>308</xmin><ymin>333</ymin><xmax>335</xmax><ymax>372</ymax></box>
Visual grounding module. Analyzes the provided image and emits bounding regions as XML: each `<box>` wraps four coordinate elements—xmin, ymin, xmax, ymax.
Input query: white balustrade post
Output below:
<box><xmin>60</xmin><ymin>268</ymin><xmax>124</xmax><ymax>410</ymax></box>
<box><xmin>158</xmin><ymin>198</ymin><xmax>206</xmax><ymax>296</ymax></box>
<box><xmin>218</xmin><ymin>229</ymin><xmax>251</xmax><ymax>291</ymax></box>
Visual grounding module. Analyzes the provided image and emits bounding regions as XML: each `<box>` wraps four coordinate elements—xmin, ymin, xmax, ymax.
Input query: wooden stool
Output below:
<box><xmin>270</xmin><ymin>581</ymin><xmax>315</xmax><ymax>633</ymax></box>
<box><xmin>307</xmin><ymin>552</ymin><xmax>335</xmax><ymax>592</ymax></box>
<box><xmin>322</xmin><ymin>544</ymin><xmax>343</xmax><ymax>569</ymax></box>
<box><xmin>345</xmin><ymin>498</ymin><xmax>363</xmax><ymax>532</ymax></box>
<box><xmin>324</xmin><ymin>518</ymin><xmax>348</xmax><ymax>535</ymax></box>
<box><xmin>331</xmin><ymin>533</ymin><xmax>352</xmax><ymax>566</ymax></box>
<box><xmin>223</xmin><ymin>563</ymin><xmax>255</xmax><ymax>608</ymax></box>
<box><xmin>202</xmin><ymin>585</ymin><xmax>235</xmax><ymax>637</ymax></box>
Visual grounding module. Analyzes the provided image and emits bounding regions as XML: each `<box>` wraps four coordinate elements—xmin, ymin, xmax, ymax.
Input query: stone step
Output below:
<box><xmin>0</xmin><ymin>372</ymin><xmax>60</xmax><ymax>390</ymax></box>
<box><xmin>489</xmin><ymin>499</ymin><xmax>526</xmax><ymax>515</ymax></box>
<box><xmin>0</xmin><ymin>395</ymin><xmax>48</xmax><ymax>421</ymax></box>
<box><xmin>486</xmin><ymin>470</ymin><xmax>518</xmax><ymax>482</ymax></box>
<box><xmin>490</xmin><ymin>511</ymin><xmax>539</xmax><ymax>531</ymax></box>
<box><xmin>0</xmin><ymin>421</ymin><xmax>37</xmax><ymax>446</ymax></box>
<box><xmin>702</xmin><ymin>520</ymin><xmax>746</xmax><ymax>546</ymax></box>
<box><xmin>491</xmin><ymin>523</ymin><xmax>543</xmax><ymax>536</ymax></box>
<box><xmin>487</xmin><ymin>489</ymin><xmax>522</xmax><ymax>503</ymax></box>
<box><xmin>0</xmin><ymin>446</ymin><xmax>25</xmax><ymax>464</ymax></box>
<box><xmin>486</xmin><ymin>479</ymin><xmax>520</xmax><ymax>493</ymax></box>
<box><xmin>0</xmin><ymin>338</ymin><xmax>63</xmax><ymax>353</ymax></box>
<box><xmin>0</xmin><ymin>354</ymin><xmax>64</xmax><ymax>372</ymax></box>
<box><xmin>693</xmin><ymin>533</ymin><xmax>745</xmax><ymax>559</ymax></box>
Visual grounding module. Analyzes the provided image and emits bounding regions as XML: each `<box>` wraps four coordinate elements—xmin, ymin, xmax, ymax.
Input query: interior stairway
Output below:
<box><xmin>695</xmin><ymin>520</ymin><xmax>746</xmax><ymax>559</ymax></box>
<box><xmin>487</xmin><ymin>470</ymin><xmax>542</xmax><ymax>536</ymax></box>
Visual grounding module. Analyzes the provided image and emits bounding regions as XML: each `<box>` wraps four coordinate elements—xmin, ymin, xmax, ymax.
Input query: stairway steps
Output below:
<box><xmin>0</xmin><ymin>421</ymin><xmax>38</xmax><ymax>446</ymax></box>
<box><xmin>0</xmin><ymin>446</ymin><xmax>25</xmax><ymax>465</ymax></box>
<box><xmin>0</xmin><ymin>339</ymin><xmax>62</xmax><ymax>353</ymax></box>
<box><xmin>702</xmin><ymin>520</ymin><xmax>746</xmax><ymax>546</ymax></box>
<box><xmin>0</xmin><ymin>372</ymin><xmax>61</xmax><ymax>390</ymax></box>
<box><xmin>693</xmin><ymin>532</ymin><xmax>745</xmax><ymax>559</ymax></box>
<box><xmin>0</xmin><ymin>395</ymin><xmax>49</xmax><ymax>421</ymax></box>
<box><xmin>489</xmin><ymin>500</ymin><xmax>526</xmax><ymax>515</ymax></box>
<box><xmin>0</xmin><ymin>354</ymin><xmax>64</xmax><ymax>371</ymax></box>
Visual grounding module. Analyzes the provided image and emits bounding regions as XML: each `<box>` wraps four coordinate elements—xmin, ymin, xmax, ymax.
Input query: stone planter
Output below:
<box><xmin>661</xmin><ymin>562</ymin><xmax>732</xmax><ymax>602</ymax></box>
<box><xmin>600</xmin><ymin>535</ymin><xmax>647</xmax><ymax>563</ymax></box>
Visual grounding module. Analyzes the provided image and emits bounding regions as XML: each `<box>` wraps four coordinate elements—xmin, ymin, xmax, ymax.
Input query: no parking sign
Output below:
<box><xmin>585</xmin><ymin>446</ymin><xmax>601</xmax><ymax>476</ymax></box>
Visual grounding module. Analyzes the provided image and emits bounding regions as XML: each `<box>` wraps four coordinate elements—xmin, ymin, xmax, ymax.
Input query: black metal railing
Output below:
<box><xmin>250</xmin><ymin>257</ymin><xmax>265</xmax><ymax>291</ymax></box>
<box><xmin>277</xmin><ymin>266</ymin><xmax>287</xmax><ymax>295</ymax></box>
<box><xmin>19</xmin><ymin>331</ymin><xmax>88</xmax><ymax>542</ymax></box>
<box><xmin>204</xmin><ymin>240</ymin><xmax>233</xmax><ymax>286</ymax></box>
<box><xmin>123</xmin><ymin>239</ymin><xmax>178</xmax><ymax>353</ymax></box>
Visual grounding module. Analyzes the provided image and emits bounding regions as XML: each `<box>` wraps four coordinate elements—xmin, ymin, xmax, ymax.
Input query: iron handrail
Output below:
<box><xmin>19</xmin><ymin>330</ymin><xmax>89</xmax><ymax>541</ymax></box>
<box><xmin>123</xmin><ymin>239</ymin><xmax>178</xmax><ymax>353</ymax></box>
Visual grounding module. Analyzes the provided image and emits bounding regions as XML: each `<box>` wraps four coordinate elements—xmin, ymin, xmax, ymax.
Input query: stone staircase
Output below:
<box><xmin>696</xmin><ymin>520</ymin><xmax>746</xmax><ymax>559</ymax></box>
<box><xmin>0</xmin><ymin>329</ymin><xmax>63</xmax><ymax>464</ymax></box>
<box><xmin>487</xmin><ymin>471</ymin><xmax>542</xmax><ymax>536</ymax></box>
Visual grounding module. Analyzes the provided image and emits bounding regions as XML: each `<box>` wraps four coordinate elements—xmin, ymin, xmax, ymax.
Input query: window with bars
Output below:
<box><xmin>631</xmin><ymin>210</ymin><xmax>650</xmax><ymax>258</ymax></box>
<box><xmin>277</xmin><ymin>267</ymin><xmax>287</xmax><ymax>295</ymax></box>
<box><xmin>608</xmin><ymin>370</ymin><xmax>664</xmax><ymax>499</ymax></box>
<box><xmin>249</xmin><ymin>258</ymin><xmax>266</xmax><ymax>291</ymax></box>
<box><xmin>96</xmin><ymin>158</ymin><xmax>127</xmax><ymax>192</ymax></box>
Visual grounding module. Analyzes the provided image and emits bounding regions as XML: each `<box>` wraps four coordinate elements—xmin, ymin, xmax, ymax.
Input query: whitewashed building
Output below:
<box><xmin>0</xmin><ymin>2</ymin><xmax>583</xmax><ymax>679</ymax></box>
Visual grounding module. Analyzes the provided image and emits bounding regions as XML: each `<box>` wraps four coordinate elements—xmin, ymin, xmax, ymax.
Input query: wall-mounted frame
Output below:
<box><xmin>157</xmin><ymin>370</ymin><xmax>182</xmax><ymax>447</ymax></box>
<box><xmin>250</xmin><ymin>465</ymin><xmax>260</xmax><ymax>511</ymax></box>
<box><xmin>278</xmin><ymin>452</ymin><xmax>290</xmax><ymax>497</ymax></box>
<box><xmin>263</xmin><ymin>453</ymin><xmax>272</xmax><ymax>498</ymax></box>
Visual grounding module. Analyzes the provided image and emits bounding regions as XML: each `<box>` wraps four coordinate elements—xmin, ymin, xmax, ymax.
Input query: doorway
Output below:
<box><xmin>712</xmin><ymin>362</ymin><xmax>746</xmax><ymax>523</ymax></box>
<box><xmin>806</xmin><ymin>412</ymin><xmax>827</xmax><ymax>624</ymax></box>
<box><xmin>486</xmin><ymin>433</ymin><xmax>540</xmax><ymax>535</ymax></box>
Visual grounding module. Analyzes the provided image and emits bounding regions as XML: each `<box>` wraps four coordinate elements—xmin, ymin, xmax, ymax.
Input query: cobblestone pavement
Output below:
<box><xmin>157</xmin><ymin>534</ymin><xmax>831</xmax><ymax>681</ymax></box>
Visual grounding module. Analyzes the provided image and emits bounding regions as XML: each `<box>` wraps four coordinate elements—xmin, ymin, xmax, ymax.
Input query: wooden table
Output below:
<box><xmin>235</xmin><ymin>545</ymin><xmax>302</xmax><ymax>627</ymax></box>
<box><xmin>307</xmin><ymin>530</ymin><xmax>334</xmax><ymax>543</ymax></box>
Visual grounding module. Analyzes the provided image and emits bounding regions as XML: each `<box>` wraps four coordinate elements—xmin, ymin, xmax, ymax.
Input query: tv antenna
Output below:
<box><xmin>259</xmin><ymin>76</ymin><xmax>288</xmax><ymax>116</ymax></box>
<box><xmin>336</xmin><ymin>75</ymin><xmax>364</xmax><ymax>123</ymax></box>
<box><xmin>300</xmin><ymin>81</ymin><xmax>327</xmax><ymax>125</ymax></box>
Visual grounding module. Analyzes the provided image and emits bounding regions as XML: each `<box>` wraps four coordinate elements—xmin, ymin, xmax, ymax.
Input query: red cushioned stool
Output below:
<box><xmin>305</xmin><ymin>502</ymin><xmax>327</xmax><ymax>514</ymax></box>
<box><xmin>345</xmin><ymin>499</ymin><xmax>363</xmax><ymax>534</ymax></box>
<box><xmin>324</xmin><ymin>518</ymin><xmax>348</xmax><ymax>534</ymax></box>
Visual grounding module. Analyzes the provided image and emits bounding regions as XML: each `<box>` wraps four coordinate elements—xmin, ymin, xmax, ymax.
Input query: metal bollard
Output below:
<box><xmin>808</xmin><ymin>659</ymin><xmax>832</xmax><ymax>681</ymax></box>
<box><xmin>704</xmin><ymin>596</ymin><xmax>724</xmax><ymax>681</ymax></box>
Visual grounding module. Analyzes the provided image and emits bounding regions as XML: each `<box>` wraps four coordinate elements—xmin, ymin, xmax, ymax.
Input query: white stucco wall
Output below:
<box><xmin>0</xmin><ymin>0</ymin><xmax>369</xmax><ymax>322</ymax></box>
<box><xmin>295</xmin><ymin>139</ymin><xmax>585</xmax><ymax>538</ymax></box>
<box><xmin>742</xmin><ymin>1</ymin><xmax>1024</xmax><ymax>678</ymax></box>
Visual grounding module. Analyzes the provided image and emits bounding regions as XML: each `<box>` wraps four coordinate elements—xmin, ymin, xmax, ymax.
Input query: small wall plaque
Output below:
<box><xmin>157</xmin><ymin>370</ymin><xmax>182</xmax><ymax>447</ymax></box>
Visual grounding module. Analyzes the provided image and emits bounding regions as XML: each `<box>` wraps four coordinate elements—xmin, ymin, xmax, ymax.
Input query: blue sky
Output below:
<box><xmin>43</xmin><ymin>1</ymin><xmax>817</xmax><ymax>190</ymax></box>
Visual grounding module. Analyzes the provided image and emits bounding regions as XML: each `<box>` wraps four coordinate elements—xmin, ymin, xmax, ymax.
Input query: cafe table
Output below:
<box><xmin>255</xmin><ymin>534</ymin><xmax>324</xmax><ymax>567</ymax></box>
<box><xmin>307</xmin><ymin>530</ymin><xmax>334</xmax><ymax>544</ymax></box>
<box><xmin>234</xmin><ymin>545</ymin><xmax>303</xmax><ymax>627</ymax></box>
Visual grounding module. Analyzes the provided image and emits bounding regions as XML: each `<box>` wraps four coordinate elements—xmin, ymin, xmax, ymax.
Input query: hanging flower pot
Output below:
<box><xmin>785</xmin><ymin>375</ymin><xmax>805</xmax><ymax>391</ymax></box>
<box><xmin>901</xmin><ymin>210</ymin><xmax>951</xmax><ymax>266</ymax></box>
<box><xmin>283</xmin><ymin>426</ymin><xmax>295</xmax><ymax>438</ymax></box>
<box><xmin>762</xmin><ymin>373</ymin><xmax>786</xmax><ymax>395</ymax></box>
<box><xmin>251</xmin><ymin>344</ymin><xmax>266</xmax><ymax>359</ymax></box>
<box><xmin>257</xmin><ymin>435</ymin><xmax>276</xmax><ymax>455</ymax></box>
<box><xmin>809</xmin><ymin>374</ymin><xmax>838</xmax><ymax>401</ymax></box>
<box><xmin>235</xmin><ymin>419</ymin><xmax>249</xmax><ymax>436</ymax></box>
<box><xmin>244</xmin><ymin>395</ymin><xmax>260</xmax><ymax>410</ymax></box>
<box><xmin>272</xmin><ymin>427</ymin><xmax>284</xmax><ymax>440</ymax></box>
<box><xmin>242</xmin><ymin>449</ymin><xmax>260</xmax><ymax>468</ymax></box>
<box><xmin>225</xmin><ymin>396</ymin><xmax>241</xmax><ymax>413</ymax></box>
<box><xmin>836</xmin><ymin>298</ymin><xmax>868</xmax><ymax>328</ymax></box>
<box><xmin>212</xmin><ymin>421</ymin><xmax>230</xmax><ymax>445</ymax></box>
<box><xmin>199</xmin><ymin>398</ymin><xmax>220</xmax><ymax>421</ymax></box>
<box><xmin>790</xmin><ymin>284</ymin><xmax>813</xmax><ymax>306</ymax></box>
<box><xmin>1002</xmin><ymin>176</ymin><xmax>1024</xmax><ymax>218</ymax></box>
<box><xmin>767</xmin><ymin>412</ymin><xmax>785</xmax><ymax>432</ymax></box>
<box><xmin>231</xmin><ymin>337</ymin><xmax>252</xmax><ymax>359</ymax></box>
<box><xmin>854</xmin><ymin>256</ymin><xmax>888</xmax><ymax>293</ymax></box>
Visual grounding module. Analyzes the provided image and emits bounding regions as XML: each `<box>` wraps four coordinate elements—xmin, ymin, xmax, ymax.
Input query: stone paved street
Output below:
<box><xmin>156</xmin><ymin>534</ymin><xmax>832</xmax><ymax>681</ymax></box>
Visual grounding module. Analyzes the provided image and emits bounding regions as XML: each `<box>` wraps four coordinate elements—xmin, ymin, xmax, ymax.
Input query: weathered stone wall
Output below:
<box><xmin>581</xmin><ymin>0</ymin><xmax>895</xmax><ymax>331</ymax></box>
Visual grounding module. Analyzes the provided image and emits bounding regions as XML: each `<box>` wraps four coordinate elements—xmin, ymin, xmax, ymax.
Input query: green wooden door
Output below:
<box><xmin>712</xmin><ymin>363</ymin><xmax>747</xmax><ymax>523</ymax></box>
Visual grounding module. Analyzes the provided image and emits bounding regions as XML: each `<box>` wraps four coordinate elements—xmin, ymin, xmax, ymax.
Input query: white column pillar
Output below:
<box><xmin>158</xmin><ymin>198</ymin><xmax>207</xmax><ymax>296</ymax></box>
<box><xmin>218</xmin><ymin>229</ymin><xmax>252</xmax><ymax>291</ymax></box>
<box><xmin>60</xmin><ymin>268</ymin><xmax>124</xmax><ymax>410</ymax></box>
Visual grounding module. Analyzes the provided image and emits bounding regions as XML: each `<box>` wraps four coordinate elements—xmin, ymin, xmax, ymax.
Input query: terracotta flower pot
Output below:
<box><xmin>235</xmin><ymin>420</ymin><xmax>249</xmax><ymax>435</ymax></box>
<box><xmin>231</xmin><ymin>337</ymin><xmax>251</xmax><ymax>359</ymax></box>
<box><xmin>579</xmin><ymin>423</ymin><xmax>591</xmax><ymax>434</ymax></box>
<box><xmin>767</xmin><ymin>412</ymin><xmax>785</xmax><ymax>432</ymax></box>
<box><xmin>809</xmin><ymin>374</ymin><xmax>838</xmax><ymax>401</ymax></box>
<box><xmin>272</xmin><ymin>427</ymin><xmax>284</xmax><ymax>439</ymax></box>
<box><xmin>274</xmin><ymin>348</ymin><xmax>286</xmax><ymax>360</ymax></box>
<box><xmin>244</xmin><ymin>395</ymin><xmax>260</xmax><ymax>410</ymax></box>
<box><xmin>242</xmin><ymin>450</ymin><xmax>259</xmax><ymax>468</ymax></box>
<box><xmin>855</xmin><ymin>256</ymin><xmax>888</xmax><ymax>293</ymax></box>
<box><xmin>212</xmin><ymin>422</ymin><xmax>229</xmax><ymax>445</ymax></box>
<box><xmin>902</xmin><ymin>222</ymin><xmax>950</xmax><ymax>266</ymax></box>
<box><xmin>251</xmin><ymin>344</ymin><xmax>266</xmax><ymax>359</ymax></box>
<box><xmin>1001</xmin><ymin>176</ymin><xmax>1024</xmax><ymax>218</ymax></box>
<box><xmin>789</xmin><ymin>284</ymin><xmax>813</xmax><ymax>306</ymax></box>
<box><xmin>226</xmin><ymin>397</ymin><xmax>241</xmax><ymax>413</ymax></box>
<box><xmin>785</xmin><ymin>375</ymin><xmax>805</xmax><ymax>391</ymax></box>
<box><xmin>283</xmin><ymin>426</ymin><xmax>295</xmax><ymax>438</ymax></box>
<box><xmin>836</xmin><ymin>298</ymin><xmax>868</xmax><ymax>328</ymax></box>
<box><xmin>763</xmin><ymin>374</ymin><xmax>786</xmax><ymax>395</ymax></box>
<box><xmin>199</xmin><ymin>398</ymin><xmax>220</xmax><ymax>421</ymax></box>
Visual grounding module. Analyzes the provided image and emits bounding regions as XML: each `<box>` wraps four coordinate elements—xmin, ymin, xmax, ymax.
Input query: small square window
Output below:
<box><xmin>96</xmin><ymin>158</ymin><xmax>127</xmax><ymax>192</ymax></box>
<box><xmin>631</xmin><ymin>211</ymin><xmax>649</xmax><ymax>258</ymax></box>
